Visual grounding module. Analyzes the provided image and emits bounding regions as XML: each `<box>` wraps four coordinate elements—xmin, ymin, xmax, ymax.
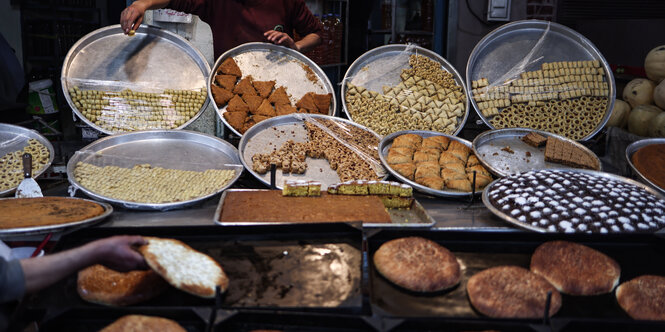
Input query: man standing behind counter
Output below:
<box><xmin>120</xmin><ymin>0</ymin><xmax>323</xmax><ymax>59</ymax></box>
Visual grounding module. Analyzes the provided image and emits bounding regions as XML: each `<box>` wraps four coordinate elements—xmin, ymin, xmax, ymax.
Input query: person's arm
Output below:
<box><xmin>120</xmin><ymin>0</ymin><xmax>171</xmax><ymax>34</ymax></box>
<box><xmin>263</xmin><ymin>31</ymin><xmax>321</xmax><ymax>53</ymax></box>
<box><xmin>19</xmin><ymin>235</ymin><xmax>147</xmax><ymax>294</ymax></box>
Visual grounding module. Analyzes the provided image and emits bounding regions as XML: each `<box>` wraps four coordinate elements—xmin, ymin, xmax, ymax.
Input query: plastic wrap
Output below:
<box><xmin>342</xmin><ymin>44</ymin><xmax>468</xmax><ymax>137</ymax></box>
<box><xmin>0</xmin><ymin>127</ymin><xmax>53</xmax><ymax>196</ymax></box>
<box><xmin>467</xmin><ymin>20</ymin><xmax>615</xmax><ymax>141</ymax></box>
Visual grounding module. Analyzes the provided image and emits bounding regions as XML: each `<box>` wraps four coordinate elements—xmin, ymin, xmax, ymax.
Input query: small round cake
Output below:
<box><xmin>78</xmin><ymin>265</ymin><xmax>168</xmax><ymax>306</ymax></box>
<box><xmin>530</xmin><ymin>241</ymin><xmax>620</xmax><ymax>295</ymax></box>
<box><xmin>616</xmin><ymin>275</ymin><xmax>665</xmax><ymax>320</ymax></box>
<box><xmin>467</xmin><ymin>265</ymin><xmax>562</xmax><ymax>318</ymax></box>
<box><xmin>373</xmin><ymin>237</ymin><xmax>461</xmax><ymax>292</ymax></box>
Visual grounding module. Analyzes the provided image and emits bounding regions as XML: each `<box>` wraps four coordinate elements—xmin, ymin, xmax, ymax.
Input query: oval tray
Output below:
<box><xmin>67</xmin><ymin>130</ymin><xmax>243</xmax><ymax>210</ymax></box>
<box><xmin>239</xmin><ymin>113</ymin><xmax>386</xmax><ymax>190</ymax></box>
<box><xmin>342</xmin><ymin>44</ymin><xmax>469</xmax><ymax>136</ymax></box>
<box><xmin>472</xmin><ymin>128</ymin><xmax>602</xmax><ymax>177</ymax></box>
<box><xmin>0</xmin><ymin>197</ymin><xmax>112</xmax><ymax>237</ymax></box>
<box><xmin>0</xmin><ymin>123</ymin><xmax>55</xmax><ymax>197</ymax></box>
<box><xmin>379</xmin><ymin>130</ymin><xmax>477</xmax><ymax>198</ymax></box>
<box><xmin>482</xmin><ymin>169</ymin><xmax>665</xmax><ymax>233</ymax></box>
<box><xmin>466</xmin><ymin>20</ymin><xmax>615</xmax><ymax>140</ymax></box>
<box><xmin>210</xmin><ymin>42</ymin><xmax>336</xmax><ymax>137</ymax></box>
<box><xmin>626</xmin><ymin>138</ymin><xmax>665</xmax><ymax>196</ymax></box>
<box><xmin>61</xmin><ymin>24</ymin><xmax>211</xmax><ymax>135</ymax></box>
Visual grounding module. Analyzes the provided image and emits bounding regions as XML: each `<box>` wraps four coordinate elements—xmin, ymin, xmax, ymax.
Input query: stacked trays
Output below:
<box><xmin>0</xmin><ymin>123</ymin><xmax>54</xmax><ymax>196</ymax></box>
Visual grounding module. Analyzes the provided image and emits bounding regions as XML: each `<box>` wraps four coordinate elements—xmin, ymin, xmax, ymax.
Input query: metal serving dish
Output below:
<box><xmin>239</xmin><ymin>113</ymin><xmax>386</xmax><ymax>190</ymax></box>
<box><xmin>61</xmin><ymin>24</ymin><xmax>211</xmax><ymax>135</ymax></box>
<box><xmin>379</xmin><ymin>130</ymin><xmax>479</xmax><ymax>198</ymax></box>
<box><xmin>210</xmin><ymin>42</ymin><xmax>336</xmax><ymax>137</ymax></box>
<box><xmin>342</xmin><ymin>44</ymin><xmax>469</xmax><ymax>136</ymax></box>
<box><xmin>626</xmin><ymin>138</ymin><xmax>665</xmax><ymax>196</ymax></box>
<box><xmin>472</xmin><ymin>128</ymin><xmax>601</xmax><ymax>177</ymax></box>
<box><xmin>0</xmin><ymin>123</ymin><xmax>55</xmax><ymax>197</ymax></box>
<box><xmin>482</xmin><ymin>169</ymin><xmax>665</xmax><ymax>233</ymax></box>
<box><xmin>0</xmin><ymin>197</ymin><xmax>112</xmax><ymax>237</ymax></box>
<box><xmin>67</xmin><ymin>130</ymin><xmax>243</xmax><ymax>210</ymax></box>
<box><xmin>466</xmin><ymin>20</ymin><xmax>615</xmax><ymax>141</ymax></box>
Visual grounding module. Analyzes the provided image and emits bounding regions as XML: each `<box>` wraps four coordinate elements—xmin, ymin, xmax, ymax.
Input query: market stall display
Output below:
<box><xmin>67</xmin><ymin>130</ymin><xmax>243</xmax><ymax>210</ymax></box>
<box><xmin>210</xmin><ymin>43</ymin><xmax>336</xmax><ymax>136</ymax></box>
<box><xmin>626</xmin><ymin>138</ymin><xmax>665</xmax><ymax>195</ymax></box>
<box><xmin>466</xmin><ymin>20</ymin><xmax>615</xmax><ymax>140</ymax></box>
<box><xmin>61</xmin><ymin>25</ymin><xmax>211</xmax><ymax>134</ymax></box>
<box><xmin>0</xmin><ymin>123</ymin><xmax>54</xmax><ymax>196</ymax></box>
<box><xmin>343</xmin><ymin>44</ymin><xmax>469</xmax><ymax>136</ymax></box>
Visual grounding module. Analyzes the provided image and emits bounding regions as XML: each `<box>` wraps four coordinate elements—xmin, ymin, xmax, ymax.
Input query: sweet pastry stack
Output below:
<box><xmin>282</xmin><ymin>180</ymin><xmax>322</xmax><ymax>196</ymax></box>
<box><xmin>387</xmin><ymin>133</ymin><xmax>492</xmax><ymax>192</ymax></box>
<box><xmin>327</xmin><ymin>180</ymin><xmax>413</xmax><ymax>209</ymax></box>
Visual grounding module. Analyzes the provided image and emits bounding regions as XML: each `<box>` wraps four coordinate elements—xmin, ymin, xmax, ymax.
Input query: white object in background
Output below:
<box><xmin>153</xmin><ymin>9</ymin><xmax>193</xmax><ymax>23</ymax></box>
<box><xmin>0</xmin><ymin>241</ymin><xmax>11</xmax><ymax>261</ymax></box>
<box><xmin>10</xmin><ymin>247</ymin><xmax>44</xmax><ymax>260</ymax></box>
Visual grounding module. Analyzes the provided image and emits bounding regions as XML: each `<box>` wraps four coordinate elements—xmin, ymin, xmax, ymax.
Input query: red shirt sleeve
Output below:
<box><xmin>290</xmin><ymin>0</ymin><xmax>323</xmax><ymax>38</ymax></box>
<box><xmin>167</xmin><ymin>0</ymin><xmax>211</xmax><ymax>22</ymax></box>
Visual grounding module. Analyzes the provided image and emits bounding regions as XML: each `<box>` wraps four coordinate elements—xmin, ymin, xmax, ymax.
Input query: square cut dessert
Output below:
<box><xmin>282</xmin><ymin>180</ymin><xmax>322</xmax><ymax>196</ymax></box>
<box><xmin>522</xmin><ymin>132</ymin><xmax>548</xmax><ymax>147</ymax></box>
<box><xmin>368</xmin><ymin>181</ymin><xmax>392</xmax><ymax>195</ymax></box>
<box><xmin>379</xmin><ymin>196</ymin><xmax>414</xmax><ymax>209</ymax></box>
<box><xmin>337</xmin><ymin>180</ymin><xmax>369</xmax><ymax>195</ymax></box>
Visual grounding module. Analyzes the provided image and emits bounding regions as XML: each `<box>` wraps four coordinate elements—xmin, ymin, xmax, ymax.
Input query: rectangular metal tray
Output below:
<box><xmin>214</xmin><ymin>189</ymin><xmax>435</xmax><ymax>228</ymax></box>
<box><xmin>367</xmin><ymin>229</ymin><xmax>665</xmax><ymax>329</ymax></box>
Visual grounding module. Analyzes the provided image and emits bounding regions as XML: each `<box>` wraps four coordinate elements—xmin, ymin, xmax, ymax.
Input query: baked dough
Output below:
<box><xmin>0</xmin><ymin>197</ymin><xmax>105</xmax><ymax>229</ymax></box>
<box><xmin>100</xmin><ymin>315</ymin><xmax>186</xmax><ymax>332</ymax></box>
<box><xmin>243</xmin><ymin>95</ymin><xmax>264</xmax><ymax>114</ymax></box>
<box><xmin>233</xmin><ymin>76</ymin><xmax>257</xmax><ymax>96</ymax></box>
<box><xmin>268</xmin><ymin>86</ymin><xmax>291</xmax><ymax>106</ymax></box>
<box><xmin>616</xmin><ymin>275</ymin><xmax>665</xmax><ymax>320</ymax></box>
<box><xmin>77</xmin><ymin>265</ymin><xmax>167</xmax><ymax>306</ymax></box>
<box><xmin>391</xmin><ymin>163</ymin><xmax>417</xmax><ymax>180</ymax></box>
<box><xmin>218</xmin><ymin>57</ymin><xmax>242</xmax><ymax>77</ymax></box>
<box><xmin>252</xmin><ymin>80</ymin><xmax>276</xmax><ymax>98</ymax></box>
<box><xmin>210</xmin><ymin>85</ymin><xmax>233</xmax><ymax>107</ymax></box>
<box><xmin>416</xmin><ymin>176</ymin><xmax>444</xmax><ymax>190</ymax></box>
<box><xmin>227</xmin><ymin>94</ymin><xmax>249</xmax><ymax>113</ymax></box>
<box><xmin>214</xmin><ymin>74</ymin><xmax>237</xmax><ymax>91</ymax></box>
<box><xmin>392</xmin><ymin>134</ymin><xmax>422</xmax><ymax>150</ymax></box>
<box><xmin>415</xmin><ymin>161</ymin><xmax>440</xmax><ymax>179</ymax></box>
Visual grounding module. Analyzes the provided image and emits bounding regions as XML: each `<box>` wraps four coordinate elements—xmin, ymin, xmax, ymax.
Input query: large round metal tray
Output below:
<box><xmin>626</xmin><ymin>138</ymin><xmax>665</xmax><ymax>196</ymax></box>
<box><xmin>378</xmin><ymin>130</ymin><xmax>478</xmax><ymax>198</ymax></box>
<box><xmin>239</xmin><ymin>113</ymin><xmax>386</xmax><ymax>190</ymax></box>
<box><xmin>61</xmin><ymin>24</ymin><xmax>211</xmax><ymax>135</ymax></box>
<box><xmin>67</xmin><ymin>130</ymin><xmax>243</xmax><ymax>210</ymax></box>
<box><xmin>210</xmin><ymin>42</ymin><xmax>336</xmax><ymax>137</ymax></box>
<box><xmin>0</xmin><ymin>197</ymin><xmax>112</xmax><ymax>237</ymax></box>
<box><xmin>466</xmin><ymin>20</ymin><xmax>615</xmax><ymax>141</ymax></box>
<box><xmin>482</xmin><ymin>169</ymin><xmax>665</xmax><ymax>233</ymax></box>
<box><xmin>472</xmin><ymin>128</ymin><xmax>602</xmax><ymax>177</ymax></box>
<box><xmin>0</xmin><ymin>123</ymin><xmax>55</xmax><ymax>197</ymax></box>
<box><xmin>342</xmin><ymin>44</ymin><xmax>469</xmax><ymax>136</ymax></box>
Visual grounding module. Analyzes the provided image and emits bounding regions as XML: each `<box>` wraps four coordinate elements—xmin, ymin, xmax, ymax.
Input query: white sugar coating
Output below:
<box><xmin>545</xmin><ymin>189</ymin><xmax>556</xmax><ymax>195</ymax></box>
<box><xmin>572</xmin><ymin>218</ymin><xmax>581</xmax><ymax>223</ymax></box>
<box><xmin>545</xmin><ymin>178</ymin><xmax>555</xmax><ymax>185</ymax></box>
<box><xmin>527</xmin><ymin>197</ymin><xmax>539</xmax><ymax>204</ymax></box>
<box><xmin>598</xmin><ymin>212</ymin><xmax>608</xmax><ymax>219</ymax></box>
<box><xmin>600</xmin><ymin>206</ymin><xmax>611</xmax><ymax>212</ymax></box>
<box><xmin>505</xmin><ymin>189</ymin><xmax>513</xmax><ymax>195</ymax></box>
<box><xmin>609</xmin><ymin>211</ymin><xmax>619</xmax><ymax>217</ymax></box>
<box><xmin>563</xmin><ymin>228</ymin><xmax>574</xmax><ymax>233</ymax></box>
<box><xmin>561</xmin><ymin>211</ymin><xmax>570</xmax><ymax>217</ymax></box>
<box><xmin>543</xmin><ymin>197</ymin><xmax>552</xmax><ymax>201</ymax></box>
<box><xmin>617</xmin><ymin>197</ymin><xmax>626</xmax><ymax>202</ymax></box>
<box><xmin>638</xmin><ymin>223</ymin><xmax>649</xmax><ymax>230</ymax></box>
<box><xmin>584</xmin><ymin>196</ymin><xmax>594</xmax><ymax>201</ymax></box>
<box><xmin>583</xmin><ymin>216</ymin><xmax>592</xmax><ymax>222</ymax></box>
<box><xmin>543</xmin><ymin>208</ymin><xmax>553</xmax><ymax>214</ymax></box>
<box><xmin>624</xmin><ymin>224</ymin><xmax>635</xmax><ymax>231</ymax></box>
<box><xmin>561</xmin><ymin>199</ymin><xmax>570</xmax><ymax>205</ymax></box>
<box><xmin>548</xmin><ymin>225</ymin><xmax>556</xmax><ymax>232</ymax></box>
<box><xmin>622</xmin><ymin>208</ymin><xmax>632</xmax><ymax>214</ymax></box>
<box><xmin>573</xmin><ymin>197</ymin><xmax>584</xmax><ymax>203</ymax></box>
<box><xmin>566</xmin><ymin>192</ymin><xmax>575</xmax><ymax>197</ymax></box>
<box><xmin>536</xmin><ymin>185</ymin><xmax>546</xmax><ymax>191</ymax></box>
<box><xmin>532</xmin><ymin>222</ymin><xmax>539</xmax><ymax>226</ymax></box>
<box><xmin>498</xmin><ymin>198</ymin><xmax>507</xmax><ymax>205</ymax></box>
<box><xmin>595</xmin><ymin>184</ymin><xmax>603</xmax><ymax>189</ymax></box>
<box><xmin>606</xmin><ymin>219</ymin><xmax>615</xmax><ymax>224</ymax></box>
<box><xmin>531</xmin><ymin>180</ymin><xmax>538</xmax><ymax>186</ymax></box>
<box><xmin>633</xmin><ymin>208</ymin><xmax>641</xmax><ymax>213</ymax></box>
<box><xmin>629</xmin><ymin>196</ymin><xmax>638</xmax><ymax>202</ymax></box>
<box><xmin>511</xmin><ymin>209</ymin><xmax>521</xmax><ymax>216</ymax></box>
<box><xmin>514</xmin><ymin>197</ymin><xmax>527</xmax><ymax>205</ymax></box>
<box><xmin>560</xmin><ymin>221</ymin><xmax>572</xmax><ymax>228</ymax></box>
<box><xmin>642</xmin><ymin>214</ymin><xmax>653</xmax><ymax>223</ymax></box>
<box><xmin>636</xmin><ymin>201</ymin><xmax>645</xmax><ymax>207</ymax></box>
<box><xmin>630</xmin><ymin>191</ymin><xmax>640</xmax><ymax>196</ymax></box>
<box><xmin>574</xmin><ymin>208</ymin><xmax>586</xmax><ymax>215</ymax></box>
<box><xmin>521</xmin><ymin>193</ymin><xmax>530</xmax><ymax>198</ymax></box>
<box><xmin>549</xmin><ymin>201</ymin><xmax>560</xmax><ymax>206</ymax></box>
<box><xmin>563</xmin><ymin>180</ymin><xmax>571</xmax><ymax>185</ymax></box>
<box><xmin>600</xmin><ymin>228</ymin><xmax>608</xmax><ymax>234</ymax></box>
<box><xmin>591</xmin><ymin>208</ymin><xmax>600</xmax><ymax>213</ymax></box>
<box><xmin>614</xmin><ymin>204</ymin><xmax>622</xmax><ymax>209</ymax></box>
<box><xmin>656</xmin><ymin>216</ymin><xmax>665</xmax><ymax>224</ymax></box>
<box><xmin>578</xmin><ymin>224</ymin><xmax>587</xmax><ymax>231</ymax></box>
<box><xmin>555</xmin><ymin>206</ymin><xmax>567</xmax><ymax>212</ymax></box>
<box><xmin>582</xmin><ymin>202</ymin><xmax>592</xmax><ymax>208</ymax></box>
<box><xmin>535</xmin><ymin>191</ymin><xmax>544</xmax><ymax>197</ymax></box>
<box><xmin>626</xmin><ymin>202</ymin><xmax>635</xmax><ymax>207</ymax></box>
<box><xmin>568</xmin><ymin>203</ymin><xmax>577</xmax><ymax>209</ymax></box>
<box><xmin>515</xmin><ymin>188</ymin><xmax>523</xmax><ymax>193</ymax></box>
<box><xmin>609</xmin><ymin>191</ymin><xmax>619</xmax><ymax>197</ymax></box>
<box><xmin>554</xmin><ymin>195</ymin><xmax>564</xmax><ymax>200</ymax></box>
<box><xmin>518</xmin><ymin>216</ymin><xmax>526</xmax><ymax>222</ymax></box>
<box><xmin>524</xmin><ymin>187</ymin><xmax>534</xmax><ymax>192</ymax></box>
<box><xmin>540</xmin><ymin>219</ymin><xmax>549</xmax><ymax>225</ymax></box>
<box><xmin>618</xmin><ymin>217</ymin><xmax>630</xmax><ymax>224</ymax></box>
<box><xmin>491</xmin><ymin>194</ymin><xmax>499</xmax><ymax>200</ymax></box>
<box><xmin>535</xmin><ymin>202</ymin><xmax>545</xmax><ymax>208</ymax></box>
<box><xmin>655</xmin><ymin>208</ymin><xmax>664</xmax><ymax>214</ymax></box>
<box><xmin>499</xmin><ymin>186</ymin><xmax>507</xmax><ymax>191</ymax></box>
<box><xmin>645</xmin><ymin>209</ymin><xmax>653</xmax><ymax>213</ymax></box>
<box><xmin>630</xmin><ymin>214</ymin><xmax>639</xmax><ymax>220</ymax></box>
<box><xmin>502</xmin><ymin>204</ymin><xmax>511</xmax><ymax>210</ymax></box>
<box><xmin>611</xmin><ymin>225</ymin><xmax>621</xmax><ymax>232</ymax></box>
<box><xmin>592</xmin><ymin>200</ymin><xmax>604</xmax><ymax>206</ymax></box>
<box><xmin>593</xmin><ymin>222</ymin><xmax>601</xmax><ymax>227</ymax></box>
<box><xmin>522</xmin><ymin>206</ymin><xmax>531</xmax><ymax>212</ymax></box>
<box><xmin>530</xmin><ymin>211</ymin><xmax>542</xmax><ymax>218</ymax></box>
<box><xmin>512</xmin><ymin>183</ymin><xmax>519</xmax><ymax>188</ymax></box>
<box><xmin>553</xmin><ymin>183</ymin><xmax>563</xmax><ymax>189</ymax></box>
<box><xmin>551</xmin><ymin>214</ymin><xmax>559</xmax><ymax>219</ymax></box>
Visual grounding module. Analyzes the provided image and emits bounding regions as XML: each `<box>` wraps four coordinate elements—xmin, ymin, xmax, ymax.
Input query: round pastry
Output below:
<box><xmin>0</xmin><ymin>197</ymin><xmax>104</xmax><ymax>229</ymax></box>
<box><xmin>373</xmin><ymin>237</ymin><xmax>461</xmax><ymax>292</ymax></box>
<box><xmin>467</xmin><ymin>265</ymin><xmax>562</xmax><ymax>318</ymax></box>
<box><xmin>100</xmin><ymin>315</ymin><xmax>186</xmax><ymax>332</ymax></box>
<box><xmin>616</xmin><ymin>275</ymin><xmax>665</xmax><ymax>320</ymax></box>
<box><xmin>530</xmin><ymin>241</ymin><xmax>620</xmax><ymax>295</ymax></box>
<box><xmin>77</xmin><ymin>264</ymin><xmax>168</xmax><ymax>306</ymax></box>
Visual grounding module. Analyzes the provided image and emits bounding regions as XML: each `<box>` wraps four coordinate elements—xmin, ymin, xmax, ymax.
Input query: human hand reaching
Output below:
<box><xmin>88</xmin><ymin>235</ymin><xmax>148</xmax><ymax>271</ymax></box>
<box><xmin>120</xmin><ymin>2</ymin><xmax>148</xmax><ymax>35</ymax></box>
<box><xmin>264</xmin><ymin>30</ymin><xmax>298</xmax><ymax>51</ymax></box>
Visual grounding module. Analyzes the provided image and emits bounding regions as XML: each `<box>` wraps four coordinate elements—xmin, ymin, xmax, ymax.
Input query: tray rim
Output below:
<box><xmin>481</xmin><ymin>168</ymin><xmax>665</xmax><ymax>233</ymax></box>
<box><xmin>61</xmin><ymin>24</ymin><xmax>211</xmax><ymax>136</ymax></box>
<box><xmin>378</xmin><ymin>130</ymin><xmax>479</xmax><ymax>198</ymax></box>
<box><xmin>471</xmin><ymin>127</ymin><xmax>602</xmax><ymax>178</ymax></box>
<box><xmin>341</xmin><ymin>44</ymin><xmax>469</xmax><ymax>137</ymax></box>
<box><xmin>0</xmin><ymin>197</ymin><xmax>112</xmax><ymax>237</ymax></box>
<box><xmin>209</xmin><ymin>42</ymin><xmax>337</xmax><ymax>137</ymax></box>
<box><xmin>465</xmin><ymin>19</ymin><xmax>616</xmax><ymax>141</ymax></box>
<box><xmin>66</xmin><ymin>129</ymin><xmax>243</xmax><ymax>210</ymax></box>
<box><xmin>0</xmin><ymin>123</ymin><xmax>55</xmax><ymax>197</ymax></box>
<box><xmin>625</xmin><ymin>138</ymin><xmax>665</xmax><ymax>196</ymax></box>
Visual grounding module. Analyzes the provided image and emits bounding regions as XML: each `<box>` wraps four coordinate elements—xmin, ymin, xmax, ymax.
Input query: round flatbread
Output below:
<box><xmin>138</xmin><ymin>237</ymin><xmax>228</xmax><ymax>298</ymax></box>
<box><xmin>77</xmin><ymin>264</ymin><xmax>168</xmax><ymax>306</ymax></box>
<box><xmin>530</xmin><ymin>241</ymin><xmax>620</xmax><ymax>295</ymax></box>
<box><xmin>373</xmin><ymin>237</ymin><xmax>461</xmax><ymax>292</ymax></box>
<box><xmin>0</xmin><ymin>197</ymin><xmax>104</xmax><ymax>229</ymax></box>
<box><xmin>616</xmin><ymin>275</ymin><xmax>665</xmax><ymax>320</ymax></box>
<box><xmin>467</xmin><ymin>265</ymin><xmax>562</xmax><ymax>318</ymax></box>
<box><xmin>100</xmin><ymin>315</ymin><xmax>186</xmax><ymax>332</ymax></box>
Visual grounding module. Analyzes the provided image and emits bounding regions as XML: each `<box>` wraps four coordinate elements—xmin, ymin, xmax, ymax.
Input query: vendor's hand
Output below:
<box><xmin>89</xmin><ymin>235</ymin><xmax>148</xmax><ymax>271</ymax></box>
<box><xmin>120</xmin><ymin>2</ymin><xmax>148</xmax><ymax>34</ymax></box>
<box><xmin>264</xmin><ymin>30</ymin><xmax>298</xmax><ymax>51</ymax></box>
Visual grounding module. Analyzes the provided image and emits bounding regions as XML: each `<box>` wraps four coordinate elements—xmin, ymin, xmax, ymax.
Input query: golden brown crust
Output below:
<box><xmin>214</xmin><ymin>74</ymin><xmax>237</xmax><ymax>91</ymax></box>
<box><xmin>439</xmin><ymin>151</ymin><xmax>465</xmax><ymax>166</ymax></box>
<box><xmin>445</xmin><ymin>179</ymin><xmax>472</xmax><ymax>192</ymax></box>
<box><xmin>255</xmin><ymin>99</ymin><xmax>276</xmax><ymax>117</ymax></box>
<box><xmin>466</xmin><ymin>155</ymin><xmax>480</xmax><ymax>167</ymax></box>
<box><xmin>275</xmin><ymin>103</ymin><xmax>297</xmax><ymax>116</ymax></box>
<box><xmin>243</xmin><ymin>95</ymin><xmax>265</xmax><ymax>114</ymax></box>
<box><xmin>253</xmin><ymin>115</ymin><xmax>272</xmax><ymax>123</ymax></box>
<box><xmin>415</xmin><ymin>161</ymin><xmax>440</xmax><ymax>179</ymax></box>
<box><xmin>227</xmin><ymin>94</ymin><xmax>249</xmax><ymax>113</ymax></box>
<box><xmin>413</xmin><ymin>150</ymin><xmax>439</xmax><ymax>163</ymax></box>
<box><xmin>223</xmin><ymin>111</ymin><xmax>247</xmax><ymax>131</ymax></box>
<box><xmin>391</xmin><ymin>163</ymin><xmax>417</xmax><ymax>180</ymax></box>
<box><xmin>393</xmin><ymin>134</ymin><xmax>422</xmax><ymax>150</ymax></box>
<box><xmin>448</xmin><ymin>140</ymin><xmax>471</xmax><ymax>153</ymax></box>
<box><xmin>233</xmin><ymin>76</ymin><xmax>257</xmax><ymax>96</ymax></box>
<box><xmin>441</xmin><ymin>168</ymin><xmax>467</xmax><ymax>181</ymax></box>
<box><xmin>531</xmin><ymin>241</ymin><xmax>620</xmax><ymax>296</ymax></box>
<box><xmin>268</xmin><ymin>86</ymin><xmax>291</xmax><ymax>105</ymax></box>
<box><xmin>443</xmin><ymin>162</ymin><xmax>466</xmax><ymax>175</ymax></box>
<box><xmin>77</xmin><ymin>265</ymin><xmax>167</xmax><ymax>306</ymax></box>
<box><xmin>312</xmin><ymin>93</ymin><xmax>332</xmax><ymax>114</ymax></box>
<box><xmin>0</xmin><ymin>197</ymin><xmax>104</xmax><ymax>229</ymax></box>
<box><xmin>467</xmin><ymin>173</ymin><xmax>492</xmax><ymax>190</ymax></box>
<box><xmin>373</xmin><ymin>237</ymin><xmax>461</xmax><ymax>292</ymax></box>
<box><xmin>421</xmin><ymin>136</ymin><xmax>449</xmax><ymax>150</ymax></box>
<box><xmin>448</xmin><ymin>149</ymin><xmax>469</xmax><ymax>165</ymax></box>
<box><xmin>100</xmin><ymin>315</ymin><xmax>186</xmax><ymax>332</ymax></box>
<box><xmin>252</xmin><ymin>80</ymin><xmax>276</xmax><ymax>98</ymax></box>
<box><xmin>465</xmin><ymin>165</ymin><xmax>491</xmax><ymax>178</ymax></box>
<box><xmin>295</xmin><ymin>92</ymin><xmax>318</xmax><ymax>112</ymax></box>
<box><xmin>467</xmin><ymin>266</ymin><xmax>562</xmax><ymax>318</ymax></box>
<box><xmin>218</xmin><ymin>57</ymin><xmax>242</xmax><ymax>77</ymax></box>
<box><xmin>416</xmin><ymin>176</ymin><xmax>444</xmax><ymax>190</ymax></box>
<box><xmin>210</xmin><ymin>85</ymin><xmax>234</xmax><ymax>107</ymax></box>
<box><xmin>616</xmin><ymin>275</ymin><xmax>665</xmax><ymax>320</ymax></box>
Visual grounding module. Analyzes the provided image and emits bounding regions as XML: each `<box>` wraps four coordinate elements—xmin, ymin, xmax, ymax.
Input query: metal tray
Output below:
<box><xmin>342</xmin><ymin>44</ymin><xmax>469</xmax><ymax>136</ymax></box>
<box><xmin>0</xmin><ymin>197</ymin><xmax>112</xmax><ymax>238</ymax></box>
<box><xmin>210</xmin><ymin>42</ymin><xmax>336</xmax><ymax>137</ymax></box>
<box><xmin>466</xmin><ymin>20</ymin><xmax>615</xmax><ymax>141</ymax></box>
<box><xmin>61</xmin><ymin>24</ymin><xmax>211</xmax><ymax>135</ymax></box>
<box><xmin>379</xmin><ymin>130</ymin><xmax>479</xmax><ymax>198</ymax></box>
<box><xmin>0</xmin><ymin>123</ymin><xmax>55</xmax><ymax>197</ymax></box>
<box><xmin>67</xmin><ymin>130</ymin><xmax>243</xmax><ymax>210</ymax></box>
<box><xmin>239</xmin><ymin>113</ymin><xmax>386</xmax><ymax>190</ymax></box>
<box><xmin>367</xmin><ymin>229</ymin><xmax>665</xmax><ymax>330</ymax></box>
<box><xmin>26</xmin><ymin>224</ymin><xmax>363</xmax><ymax>313</ymax></box>
<box><xmin>214</xmin><ymin>189</ymin><xmax>435</xmax><ymax>228</ymax></box>
<box><xmin>214</xmin><ymin>311</ymin><xmax>374</xmax><ymax>331</ymax></box>
<box><xmin>626</xmin><ymin>138</ymin><xmax>665</xmax><ymax>196</ymax></box>
<box><xmin>472</xmin><ymin>128</ymin><xmax>602</xmax><ymax>177</ymax></box>
<box><xmin>482</xmin><ymin>169</ymin><xmax>665</xmax><ymax>233</ymax></box>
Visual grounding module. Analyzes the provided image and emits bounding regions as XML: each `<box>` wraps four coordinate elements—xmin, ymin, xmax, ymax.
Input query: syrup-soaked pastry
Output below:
<box><xmin>466</xmin><ymin>164</ymin><xmax>491</xmax><ymax>177</ymax></box>
<box><xmin>415</xmin><ymin>161</ymin><xmax>440</xmax><ymax>179</ymax></box>
<box><xmin>441</xmin><ymin>168</ymin><xmax>467</xmax><ymax>181</ymax></box>
<box><xmin>295</xmin><ymin>92</ymin><xmax>318</xmax><ymax>112</ymax></box>
<box><xmin>218</xmin><ymin>57</ymin><xmax>242</xmax><ymax>77</ymax></box>
<box><xmin>439</xmin><ymin>151</ymin><xmax>464</xmax><ymax>166</ymax></box>
<box><xmin>210</xmin><ymin>85</ymin><xmax>234</xmax><ymax>106</ymax></box>
<box><xmin>312</xmin><ymin>93</ymin><xmax>333</xmax><ymax>114</ymax></box>
<box><xmin>275</xmin><ymin>103</ymin><xmax>297</xmax><ymax>116</ymax></box>
<box><xmin>255</xmin><ymin>99</ymin><xmax>276</xmax><ymax>117</ymax></box>
<box><xmin>392</xmin><ymin>134</ymin><xmax>422</xmax><ymax>150</ymax></box>
<box><xmin>252</xmin><ymin>80</ymin><xmax>276</xmax><ymax>98</ymax></box>
<box><xmin>233</xmin><ymin>76</ymin><xmax>257</xmax><ymax>96</ymax></box>
<box><xmin>243</xmin><ymin>95</ymin><xmax>264</xmax><ymax>114</ymax></box>
<box><xmin>416</xmin><ymin>176</ymin><xmax>444</xmax><ymax>190</ymax></box>
<box><xmin>268</xmin><ymin>86</ymin><xmax>291</xmax><ymax>105</ymax></box>
<box><xmin>214</xmin><ymin>74</ymin><xmax>237</xmax><ymax>91</ymax></box>
<box><xmin>443</xmin><ymin>162</ymin><xmax>465</xmax><ymax>175</ymax></box>
<box><xmin>223</xmin><ymin>111</ymin><xmax>247</xmax><ymax>131</ymax></box>
<box><xmin>227</xmin><ymin>94</ymin><xmax>249</xmax><ymax>113</ymax></box>
<box><xmin>446</xmin><ymin>178</ymin><xmax>472</xmax><ymax>192</ymax></box>
<box><xmin>391</xmin><ymin>163</ymin><xmax>417</xmax><ymax>180</ymax></box>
